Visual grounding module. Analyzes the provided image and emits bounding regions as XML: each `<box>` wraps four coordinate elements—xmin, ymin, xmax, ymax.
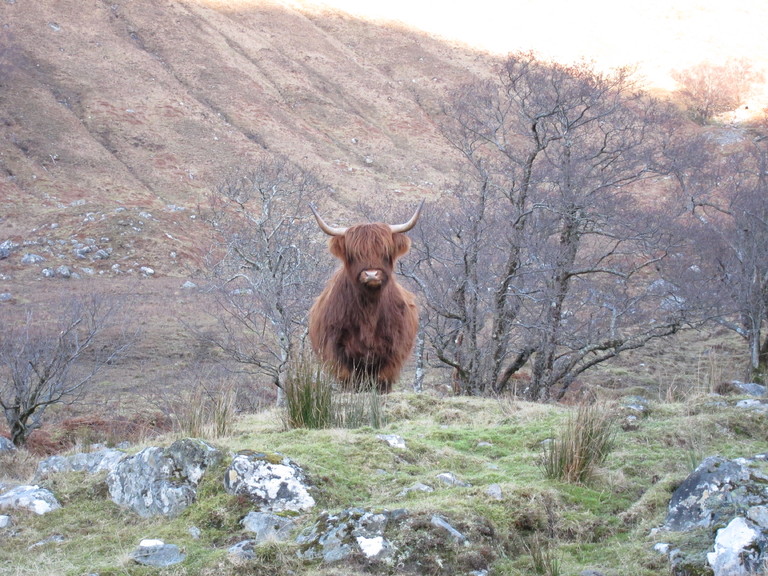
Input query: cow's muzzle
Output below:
<box><xmin>359</xmin><ymin>269</ymin><xmax>385</xmax><ymax>288</ymax></box>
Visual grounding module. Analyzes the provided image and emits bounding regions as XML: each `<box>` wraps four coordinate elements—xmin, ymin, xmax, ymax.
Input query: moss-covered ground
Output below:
<box><xmin>1</xmin><ymin>391</ymin><xmax>766</xmax><ymax>576</ymax></box>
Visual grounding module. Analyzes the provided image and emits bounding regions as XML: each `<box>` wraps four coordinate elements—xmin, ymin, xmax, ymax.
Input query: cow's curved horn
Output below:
<box><xmin>309</xmin><ymin>203</ymin><xmax>347</xmax><ymax>236</ymax></box>
<box><xmin>389</xmin><ymin>199</ymin><xmax>425</xmax><ymax>233</ymax></box>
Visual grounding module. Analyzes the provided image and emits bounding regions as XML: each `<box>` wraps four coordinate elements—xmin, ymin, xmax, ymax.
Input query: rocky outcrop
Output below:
<box><xmin>106</xmin><ymin>438</ymin><xmax>222</xmax><ymax>518</ymax></box>
<box><xmin>223</xmin><ymin>451</ymin><xmax>315</xmax><ymax>513</ymax></box>
<box><xmin>658</xmin><ymin>454</ymin><xmax>768</xmax><ymax>576</ymax></box>
<box><xmin>297</xmin><ymin>508</ymin><xmax>402</xmax><ymax>564</ymax></box>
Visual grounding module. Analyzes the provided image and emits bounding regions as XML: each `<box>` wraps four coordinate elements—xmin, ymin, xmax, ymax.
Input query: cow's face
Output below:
<box><xmin>329</xmin><ymin>224</ymin><xmax>411</xmax><ymax>291</ymax></box>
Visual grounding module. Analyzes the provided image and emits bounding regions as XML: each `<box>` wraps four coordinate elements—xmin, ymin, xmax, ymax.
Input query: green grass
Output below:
<box><xmin>2</xmin><ymin>392</ymin><xmax>768</xmax><ymax>575</ymax></box>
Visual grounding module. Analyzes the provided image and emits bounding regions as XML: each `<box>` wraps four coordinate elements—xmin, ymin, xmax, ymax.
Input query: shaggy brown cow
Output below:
<box><xmin>308</xmin><ymin>201</ymin><xmax>423</xmax><ymax>393</ymax></box>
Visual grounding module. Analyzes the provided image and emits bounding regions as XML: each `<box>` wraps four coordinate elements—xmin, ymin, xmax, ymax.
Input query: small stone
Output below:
<box><xmin>129</xmin><ymin>540</ymin><xmax>185</xmax><ymax>567</ymax></box>
<box><xmin>398</xmin><ymin>482</ymin><xmax>434</xmax><ymax>497</ymax></box>
<box><xmin>21</xmin><ymin>253</ymin><xmax>45</xmax><ymax>264</ymax></box>
<box><xmin>485</xmin><ymin>484</ymin><xmax>503</xmax><ymax>500</ymax></box>
<box><xmin>436</xmin><ymin>472</ymin><xmax>470</xmax><ymax>487</ymax></box>
<box><xmin>376</xmin><ymin>434</ymin><xmax>406</xmax><ymax>450</ymax></box>
<box><xmin>430</xmin><ymin>514</ymin><xmax>467</xmax><ymax>544</ymax></box>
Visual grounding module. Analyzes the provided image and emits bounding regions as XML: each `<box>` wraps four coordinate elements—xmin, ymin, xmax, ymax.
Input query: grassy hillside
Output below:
<box><xmin>2</xmin><ymin>391</ymin><xmax>767</xmax><ymax>575</ymax></box>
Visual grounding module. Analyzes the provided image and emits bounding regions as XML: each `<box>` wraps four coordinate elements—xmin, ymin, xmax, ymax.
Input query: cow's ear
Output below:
<box><xmin>329</xmin><ymin>236</ymin><xmax>346</xmax><ymax>260</ymax></box>
<box><xmin>392</xmin><ymin>233</ymin><xmax>411</xmax><ymax>258</ymax></box>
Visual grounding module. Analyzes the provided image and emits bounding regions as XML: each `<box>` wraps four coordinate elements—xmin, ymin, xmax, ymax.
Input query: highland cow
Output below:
<box><xmin>308</xmin><ymin>201</ymin><xmax>423</xmax><ymax>393</ymax></box>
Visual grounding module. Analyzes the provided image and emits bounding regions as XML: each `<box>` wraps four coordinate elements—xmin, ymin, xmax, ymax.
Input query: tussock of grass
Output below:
<box><xmin>541</xmin><ymin>403</ymin><xmax>617</xmax><ymax>484</ymax></box>
<box><xmin>282</xmin><ymin>355</ymin><xmax>387</xmax><ymax>430</ymax></box>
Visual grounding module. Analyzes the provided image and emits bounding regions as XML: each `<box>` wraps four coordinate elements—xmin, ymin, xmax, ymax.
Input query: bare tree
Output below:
<box><xmin>405</xmin><ymin>52</ymin><xmax>693</xmax><ymax>399</ymax></box>
<box><xmin>672</xmin><ymin>59</ymin><xmax>764</xmax><ymax>125</ymax></box>
<box><xmin>0</xmin><ymin>292</ymin><xmax>133</xmax><ymax>447</ymax></box>
<box><xmin>671</xmin><ymin>121</ymin><xmax>768</xmax><ymax>381</ymax></box>
<box><xmin>200</xmin><ymin>154</ymin><xmax>328</xmax><ymax>396</ymax></box>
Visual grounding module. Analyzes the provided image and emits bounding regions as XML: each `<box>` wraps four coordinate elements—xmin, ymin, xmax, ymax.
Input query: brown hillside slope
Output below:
<box><xmin>1</xmin><ymin>0</ymin><xmax>498</xmax><ymax>278</ymax></box>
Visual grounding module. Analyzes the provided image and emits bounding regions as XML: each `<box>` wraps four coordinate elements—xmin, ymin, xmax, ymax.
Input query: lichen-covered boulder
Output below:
<box><xmin>0</xmin><ymin>485</ymin><xmax>61</xmax><ymax>515</ymax></box>
<box><xmin>223</xmin><ymin>451</ymin><xmax>315</xmax><ymax>513</ymax></box>
<box><xmin>660</xmin><ymin>454</ymin><xmax>768</xmax><ymax>576</ymax></box>
<box><xmin>665</xmin><ymin>455</ymin><xmax>765</xmax><ymax>531</ymax></box>
<box><xmin>106</xmin><ymin>438</ymin><xmax>222</xmax><ymax>518</ymax></box>
<box><xmin>707</xmin><ymin>517</ymin><xmax>765</xmax><ymax>576</ymax></box>
<box><xmin>296</xmin><ymin>508</ymin><xmax>400</xmax><ymax>564</ymax></box>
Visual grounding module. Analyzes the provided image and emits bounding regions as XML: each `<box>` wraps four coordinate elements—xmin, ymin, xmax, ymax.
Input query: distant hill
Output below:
<box><xmin>0</xmin><ymin>0</ymin><xmax>503</xmax><ymax>278</ymax></box>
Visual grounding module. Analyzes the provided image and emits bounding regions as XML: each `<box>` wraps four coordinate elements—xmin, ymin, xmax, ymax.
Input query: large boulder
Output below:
<box><xmin>659</xmin><ymin>454</ymin><xmax>768</xmax><ymax>576</ymax></box>
<box><xmin>223</xmin><ymin>451</ymin><xmax>315</xmax><ymax>513</ymax></box>
<box><xmin>106</xmin><ymin>438</ymin><xmax>222</xmax><ymax>518</ymax></box>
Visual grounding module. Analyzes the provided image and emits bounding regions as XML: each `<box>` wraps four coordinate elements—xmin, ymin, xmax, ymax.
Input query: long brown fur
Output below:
<box><xmin>308</xmin><ymin>223</ymin><xmax>419</xmax><ymax>393</ymax></box>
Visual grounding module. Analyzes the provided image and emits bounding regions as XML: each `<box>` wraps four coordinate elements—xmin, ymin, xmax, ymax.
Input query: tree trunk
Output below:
<box><xmin>412</xmin><ymin>326</ymin><xmax>426</xmax><ymax>392</ymax></box>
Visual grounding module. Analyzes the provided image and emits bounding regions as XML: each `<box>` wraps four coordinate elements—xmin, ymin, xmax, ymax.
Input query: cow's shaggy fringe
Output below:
<box><xmin>541</xmin><ymin>402</ymin><xmax>617</xmax><ymax>484</ymax></box>
<box><xmin>282</xmin><ymin>355</ymin><xmax>386</xmax><ymax>430</ymax></box>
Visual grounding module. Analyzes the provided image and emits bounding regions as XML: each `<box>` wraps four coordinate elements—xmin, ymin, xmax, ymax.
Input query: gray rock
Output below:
<box><xmin>36</xmin><ymin>448</ymin><xmax>125</xmax><ymax>479</ymax></box>
<box><xmin>106</xmin><ymin>438</ymin><xmax>222</xmax><ymax>518</ymax></box>
<box><xmin>397</xmin><ymin>482</ymin><xmax>434</xmax><ymax>497</ymax></box>
<box><xmin>662</xmin><ymin>454</ymin><xmax>768</xmax><ymax>575</ymax></box>
<box><xmin>436</xmin><ymin>472</ymin><xmax>471</xmax><ymax>487</ymax></box>
<box><xmin>736</xmin><ymin>399</ymin><xmax>768</xmax><ymax>413</ymax></box>
<box><xmin>228</xmin><ymin>539</ymin><xmax>258</xmax><ymax>563</ymax></box>
<box><xmin>21</xmin><ymin>253</ymin><xmax>45</xmax><ymax>264</ymax></box>
<box><xmin>0</xmin><ymin>437</ymin><xmax>14</xmax><ymax>452</ymax></box>
<box><xmin>731</xmin><ymin>381</ymin><xmax>767</xmax><ymax>396</ymax></box>
<box><xmin>297</xmin><ymin>508</ymin><xmax>398</xmax><ymax>564</ymax></box>
<box><xmin>181</xmin><ymin>280</ymin><xmax>197</xmax><ymax>289</ymax></box>
<box><xmin>242</xmin><ymin>511</ymin><xmax>296</xmax><ymax>543</ymax></box>
<box><xmin>129</xmin><ymin>539</ymin><xmax>185</xmax><ymax>567</ymax></box>
<box><xmin>0</xmin><ymin>240</ymin><xmax>13</xmax><ymax>259</ymax></box>
<box><xmin>431</xmin><ymin>514</ymin><xmax>467</xmax><ymax>544</ymax></box>
<box><xmin>55</xmin><ymin>265</ymin><xmax>72</xmax><ymax>278</ymax></box>
<box><xmin>485</xmin><ymin>483</ymin><xmax>503</xmax><ymax>500</ymax></box>
<box><xmin>0</xmin><ymin>485</ymin><xmax>61</xmax><ymax>515</ymax></box>
<box><xmin>665</xmin><ymin>456</ymin><xmax>751</xmax><ymax>531</ymax></box>
<box><xmin>28</xmin><ymin>534</ymin><xmax>65</xmax><ymax>549</ymax></box>
<box><xmin>0</xmin><ymin>293</ymin><xmax>11</xmax><ymax>302</ymax></box>
<box><xmin>376</xmin><ymin>434</ymin><xmax>406</xmax><ymax>450</ymax></box>
<box><xmin>707</xmin><ymin>517</ymin><xmax>765</xmax><ymax>576</ymax></box>
<box><xmin>224</xmin><ymin>451</ymin><xmax>315</xmax><ymax>513</ymax></box>
<box><xmin>0</xmin><ymin>515</ymin><xmax>13</xmax><ymax>528</ymax></box>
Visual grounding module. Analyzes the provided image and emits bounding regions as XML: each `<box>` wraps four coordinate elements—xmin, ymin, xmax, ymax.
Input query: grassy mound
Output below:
<box><xmin>1</xmin><ymin>391</ymin><xmax>766</xmax><ymax>575</ymax></box>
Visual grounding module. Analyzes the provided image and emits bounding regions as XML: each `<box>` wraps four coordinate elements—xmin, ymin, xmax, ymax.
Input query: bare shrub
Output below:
<box><xmin>0</xmin><ymin>291</ymin><xmax>134</xmax><ymax>447</ymax></box>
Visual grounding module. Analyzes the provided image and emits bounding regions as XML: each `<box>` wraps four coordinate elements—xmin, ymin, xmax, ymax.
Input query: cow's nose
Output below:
<box><xmin>360</xmin><ymin>269</ymin><xmax>384</xmax><ymax>287</ymax></box>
